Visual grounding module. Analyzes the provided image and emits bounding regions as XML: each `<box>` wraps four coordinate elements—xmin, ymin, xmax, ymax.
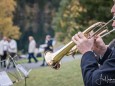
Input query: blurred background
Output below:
<box><xmin>0</xmin><ymin>0</ymin><xmax>115</xmax><ymax>86</ymax></box>
<box><xmin>0</xmin><ymin>0</ymin><xmax>114</xmax><ymax>53</ymax></box>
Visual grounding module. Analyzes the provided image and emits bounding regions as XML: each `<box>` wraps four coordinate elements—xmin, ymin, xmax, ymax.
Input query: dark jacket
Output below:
<box><xmin>81</xmin><ymin>48</ymin><xmax>115</xmax><ymax>86</ymax></box>
<box><xmin>109</xmin><ymin>39</ymin><xmax>115</xmax><ymax>50</ymax></box>
<box><xmin>45</xmin><ymin>40</ymin><xmax>53</xmax><ymax>52</ymax></box>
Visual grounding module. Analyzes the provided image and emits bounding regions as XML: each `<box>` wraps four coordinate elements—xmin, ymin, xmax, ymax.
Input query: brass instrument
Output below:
<box><xmin>45</xmin><ymin>17</ymin><xmax>115</xmax><ymax>70</ymax></box>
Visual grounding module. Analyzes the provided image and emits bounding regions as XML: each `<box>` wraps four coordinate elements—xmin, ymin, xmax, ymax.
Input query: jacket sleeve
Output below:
<box><xmin>81</xmin><ymin>51</ymin><xmax>99</xmax><ymax>86</ymax></box>
<box><xmin>109</xmin><ymin>39</ymin><xmax>115</xmax><ymax>49</ymax></box>
<box><xmin>98</xmin><ymin>48</ymin><xmax>112</xmax><ymax>65</ymax></box>
<box><xmin>81</xmin><ymin>50</ymin><xmax>115</xmax><ymax>86</ymax></box>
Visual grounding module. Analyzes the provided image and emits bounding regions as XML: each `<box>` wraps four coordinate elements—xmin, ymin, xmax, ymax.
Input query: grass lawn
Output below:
<box><xmin>16</xmin><ymin>57</ymin><xmax>43</xmax><ymax>64</ymax></box>
<box><xmin>13</xmin><ymin>59</ymin><xmax>84</xmax><ymax>86</ymax></box>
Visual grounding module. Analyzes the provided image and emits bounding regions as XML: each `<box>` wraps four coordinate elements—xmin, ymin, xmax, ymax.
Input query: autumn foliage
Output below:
<box><xmin>0</xmin><ymin>0</ymin><xmax>20</xmax><ymax>39</ymax></box>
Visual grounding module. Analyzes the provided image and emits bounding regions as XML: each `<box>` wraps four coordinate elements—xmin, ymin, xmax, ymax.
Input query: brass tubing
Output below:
<box><xmin>45</xmin><ymin>17</ymin><xmax>115</xmax><ymax>69</ymax></box>
<box><xmin>101</xmin><ymin>29</ymin><xmax>115</xmax><ymax>38</ymax></box>
<box><xmin>91</xmin><ymin>17</ymin><xmax>115</xmax><ymax>37</ymax></box>
<box><xmin>51</xmin><ymin>22</ymin><xmax>103</xmax><ymax>64</ymax></box>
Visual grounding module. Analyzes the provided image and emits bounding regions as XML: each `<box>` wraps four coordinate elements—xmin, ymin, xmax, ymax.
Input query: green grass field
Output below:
<box><xmin>16</xmin><ymin>57</ymin><xmax>43</xmax><ymax>64</ymax></box>
<box><xmin>14</xmin><ymin>60</ymin><xmax>84</xmax><ymax>86</ymax></box>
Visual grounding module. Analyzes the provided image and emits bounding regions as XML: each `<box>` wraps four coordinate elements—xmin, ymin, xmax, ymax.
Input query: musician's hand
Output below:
<box><xmin>72</xmin><ymin>32</ymin><xmax>94</xmax><ymax>54</ymax></box>
<box><xmin>93</xmin><ymin>36</ymin><xmax>107</xmax><ymax>56</ymax></box>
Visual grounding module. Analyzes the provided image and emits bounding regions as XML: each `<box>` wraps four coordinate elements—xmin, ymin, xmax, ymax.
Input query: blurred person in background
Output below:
<box><xmin>1</xmin><ymin>36</ymin><xmax>9</xmax><ymax>67</ymax></box>
<box><xmin>28</xmin><ymin>36</ymin><xmax>38</xmax><ymax>63</ymax></box>
<box><xmin>41</xmin><ymin>35</ymin><xmax>53</xmax><ymax>66</ymax></box>
<box><xmin>0</xmin><ymin>39</ymin><xmax>4</xmax><ymax>68</ymax></box>
<box><xmin>7</xmin><ymin>37</ymin><xmax>17</xmax><ymax>68</ymax></box>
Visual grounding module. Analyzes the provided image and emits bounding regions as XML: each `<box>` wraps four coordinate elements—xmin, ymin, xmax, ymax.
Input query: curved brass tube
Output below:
<box><xmin>45</xmin><ymin>17</ymin><xmax>115</xmax><ymax>70</ymax></box>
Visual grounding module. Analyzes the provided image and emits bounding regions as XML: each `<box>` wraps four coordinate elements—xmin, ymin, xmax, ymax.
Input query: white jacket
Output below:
<box><xmin>28</xmin><ymin>40</ymin><xmax>36</xmax><ymax>53</ymax></box>
<box><xmin>1</xmin><ymin>40</ymin><xmax>9</xmax><ymax>51</ymax></box>
<box><xmin>0</xmin><ymin>41</ymin><xmax>3</xmax><ymax>55</ymax></box>
<box><xmin>8</xmin><ymin>39</ymin><xmax>17</xmax><ymax>53</ymax></box>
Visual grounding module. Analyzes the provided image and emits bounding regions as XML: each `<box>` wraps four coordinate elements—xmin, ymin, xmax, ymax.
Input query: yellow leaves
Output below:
<box><xmin>55</xmin><ymin>0</ymin><xmax>87</xmax><ymax>42</ymax></box>
<box><xmin>0</xmin><ymin>0</ymin><xmax>15</xmax><ymax>17</ymax></box>
<box><xmin>70</xmin><ymin>5</ymin><xmax>77</xmax><ymax>12</ymax></box>
<box><xmin>0</xmin><ymin>0</ymin><xmax>21</xmax><ymax>39</ymax></box>
<box><xmin>67</xmin><ymin>0</ymin><xmax>86</xmax><ymax>13</ymax></box>
<box><xmin>60</xmin><ymin>0</ymin><xmax>82</xmax><ymax>29</ymax></box>
<box><xmin>0</xmin><ymin>17</ymin><xmax>21</xmax><ymax>39</ymax></box>
<box><xmin>63</xmin><ymin>13</ymin><xmax>68</xmax><ymax>17</ymax></box>
<box><xmin>3</xmin><ymin>26</ymin><xmax>21</xmax><ymax>39</ymax></box>
<box><xmin>88</xmin><ymin>20</ymin><xmax>97</xmax><ymax>25</ymax></box>
<box><xmin>60</xmin><ymin>20</ymin><xmax>65</xmax><ymax>28</ymax></box>
<box><xmin>79</xmin><ymin>7</ymin><xmax>87</xmax><ymax>12</ymax></box>
<box><xmin>0</xmin><ymin>17</ymin><xmax>12</xmax><ymax>26</ymax></box>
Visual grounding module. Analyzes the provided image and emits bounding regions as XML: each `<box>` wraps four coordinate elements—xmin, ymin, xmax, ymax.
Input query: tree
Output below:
<box><xmin>52</xmin><ymin>0</ymin><xmax>86</xmax><ymax>43</ymax></box>
<box><xmin>0</xmin><ymin>0</ymin><xmax>20</xmax><ymax>39</ymax></box>
<box><xmin>53</xmin><ymin>0</ymin><xmax>113</xmax><ymax>43</ymax></box>
<box><xmin>13</xmin><ymin>0</ymin><xmax>61</xmax><ymax>51</ymax></box>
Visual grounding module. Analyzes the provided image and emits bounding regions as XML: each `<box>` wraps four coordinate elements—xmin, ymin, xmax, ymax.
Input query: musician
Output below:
<box><xmin>72</xmin><ymin>0</ymin><xmax>115</xmax><ymax>86</ymax></box>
